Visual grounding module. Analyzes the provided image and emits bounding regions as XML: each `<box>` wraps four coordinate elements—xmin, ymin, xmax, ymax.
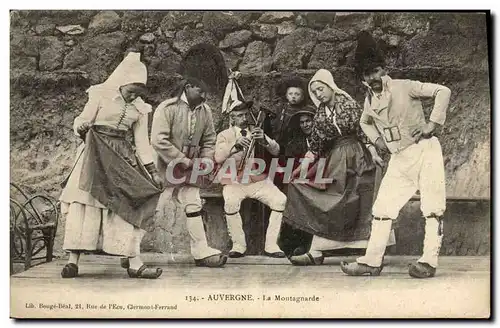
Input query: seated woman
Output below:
<box><xmin>279</xmin><ymin>69</ymin><xmax>395</xmax><ymax>265</ymax></box>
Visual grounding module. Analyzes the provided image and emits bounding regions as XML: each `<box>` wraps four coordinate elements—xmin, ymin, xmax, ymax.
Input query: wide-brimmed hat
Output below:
<box><xmin>354</xmin><ymin>31</ymin><xmax>386</xmax><ymax>79</ymax></box>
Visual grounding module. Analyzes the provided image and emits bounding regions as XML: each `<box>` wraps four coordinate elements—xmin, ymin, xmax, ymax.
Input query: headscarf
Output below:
<box><xmin>308</xmin><ymin>69</ymin><xmax>354</xmax><ymax>108</ymax></box>
<box><xmin>86</xmin><ymin>52</ymin><xmax>151</xmax><ymax>114</ymax></box>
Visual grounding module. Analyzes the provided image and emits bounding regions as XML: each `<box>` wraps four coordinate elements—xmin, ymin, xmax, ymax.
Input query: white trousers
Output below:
<box><xmin>160</xmin><ymin>186</ymin><xmax>221</xmax><ymax>260</ymax></box>
<box><xmin>358</xmin><ymin>137</ymin><xmax>446</xmax><ymax>268</ymax></box>
<box><xmin>372</xmin><ymin>137</ymin><xmax>446</xmax><ymax>219</ymax></box>
<box><xmin>171</xmin><ymin>185</ymin><xmax>204</xmax><ymax>213</ymax></box>
<box><xmin>223</xmin><ymin>180</ymin><xmax>286</xmax><ymax>253</ymax></box>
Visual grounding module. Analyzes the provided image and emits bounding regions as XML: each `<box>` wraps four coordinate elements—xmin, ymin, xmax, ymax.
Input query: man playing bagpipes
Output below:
<box><xmin>215</xmin><ymin>78</ymin><xmax>287</xmax><ymax>258</ymax></box>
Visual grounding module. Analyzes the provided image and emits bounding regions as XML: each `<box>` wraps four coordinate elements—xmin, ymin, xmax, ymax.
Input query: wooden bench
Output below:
<box><xmin>200</xmin><ymin>183</ymin><xmax>490</xmax><ymax>256</ymax></box>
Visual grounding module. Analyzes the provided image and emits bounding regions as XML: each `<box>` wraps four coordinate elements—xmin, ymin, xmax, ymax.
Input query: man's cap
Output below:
<box><xmin>229</xmin><ymin>100</ymin><xmax>254</xmax><ymax>112</ymax></box>
<box><xmin>292</xmin><ymin>107</ymin><xmax>315</xmax><ymax>118</ymax></box>
<box><xmin>287</xmin><ymin>106</ymin><xmax>316</xmax><ymax>133</ymax></box>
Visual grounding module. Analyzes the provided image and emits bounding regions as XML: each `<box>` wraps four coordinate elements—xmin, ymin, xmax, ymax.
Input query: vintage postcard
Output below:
<box><xmin>9</xmin><ymin>9</ymin><xmax>491</xmax><ymax>319</ymax></box>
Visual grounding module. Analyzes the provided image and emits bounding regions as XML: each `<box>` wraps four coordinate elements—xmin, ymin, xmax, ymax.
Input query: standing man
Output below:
<box><xmin>214</xmin><ymin>100</ymin><xmax>286</xmax><ymax>259</ymax></box>
<box><xmin>151</xmin><ymin>77</ymin><xmax>227</xmax><ymax>268</ymax></box>
<box><xmin>341</xmin><ymin>31</ymin><xmax>451</xmax><ymax>278</ymax></box>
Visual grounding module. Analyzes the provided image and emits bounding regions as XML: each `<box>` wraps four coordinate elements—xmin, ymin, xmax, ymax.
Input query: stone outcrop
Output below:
<box><xmin>38</xmin><ymin>37</ymin><xmax>67</xmax><ymax>71</ymax></box>
<box><xmin>239</xmin><ymin>41</ymin><xmax>272</xmax><ymax>74</ymax></box>
<box><xmin>63</xmin><ymin>31</ymin><xmax>127</xmax><ymax>83</ymax></box>
<box><xmin>273</xmin><ymin>28</ymin><xmax>318</xmax><ymax>69</ymax></box>
<box><xmin>172</xmin><ymin>29</ymin><xmax>218</xmax><ymax>54</ymax></box>
<box><xmin>88</xmin><ymin>11</ymin><xmax>121</xmax><ymax>35</ymax></box>
<box><xmin>219</xmin><ymin>30</ymin><xmax>253</xmax><ymax>49</ymax></box>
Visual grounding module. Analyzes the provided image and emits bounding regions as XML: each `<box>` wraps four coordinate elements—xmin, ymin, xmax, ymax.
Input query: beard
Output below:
<box><xmin>236</xmin><ymin>121</ymin><xmax>248</xmax><ymax>129</ymax></box>
<box><xmin>369</xmin><ymin>80</ymin><xmax>383</xmax><ymax>93</ymax></box>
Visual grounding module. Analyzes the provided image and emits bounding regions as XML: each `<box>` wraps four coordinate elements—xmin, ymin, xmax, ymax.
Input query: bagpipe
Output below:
<box><xmin>237</xmin><ymin>105</ymin><xmax>269</xmax><ymax>172</ymax></box>
<box><xmin>222</xmin><ymin>70</ymin><xmax>276</xmax><ymax>173</ymax></box>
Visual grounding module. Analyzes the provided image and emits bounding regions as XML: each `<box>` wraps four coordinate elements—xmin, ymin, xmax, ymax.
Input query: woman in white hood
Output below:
<box><xmin>280</xmin><ymin>69</ymin><xmax>394</xmax><ymax>265</ymax></box>
<box><xmin>59</xmin><ymin>52</ymin><xmax>164</xmax><ymax>278</ymax></box>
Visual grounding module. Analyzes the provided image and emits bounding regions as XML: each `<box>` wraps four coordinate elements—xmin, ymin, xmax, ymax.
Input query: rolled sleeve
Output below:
<box><xmin>409</xmin><ymin>81</ymin><xmax>451</xmax><ymax>125</ymax></box>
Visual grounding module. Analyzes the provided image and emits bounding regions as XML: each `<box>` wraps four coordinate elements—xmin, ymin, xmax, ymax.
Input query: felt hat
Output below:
<box><xmin>354</xmin><ymin>31</ymin><xmax>386</xmax><ymax>79</ymax></box>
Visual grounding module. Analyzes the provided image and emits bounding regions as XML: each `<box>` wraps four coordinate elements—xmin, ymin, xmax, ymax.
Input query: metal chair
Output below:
<box><xmin>10</xmin><ymin>182</ymin><xmax>60</xmax><ymax>274</ymax></box>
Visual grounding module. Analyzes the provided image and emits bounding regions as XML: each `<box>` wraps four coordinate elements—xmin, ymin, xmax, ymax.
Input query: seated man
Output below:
<box><xmin>214</xmin><ymin>100</ymin><xmax>286</xmax><ymax>258</ymax></box>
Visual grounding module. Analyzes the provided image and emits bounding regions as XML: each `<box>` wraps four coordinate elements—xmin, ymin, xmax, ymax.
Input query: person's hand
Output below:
<box><xmin>251</xmin><ymin>127</ymin><xmax>269</xmax><ymax>146</ymax></box>
<box><xmin>151</xmin><ymin>172</ymin><xmax>164</xmax><ymax>189</ymax></box>
<box><xmin>251</xmin><ymin>127</ymin><xmax>264</xmax><ymax>140</ymax></box>
<box><xmin>180</xmin><ymin>158</ymin><xmax>194</xmax><ymax>169</ymax></box>
<box><xmin>304</xmin><ymin>151</ymin><xmax>316</xmax><ymax>161</ymax></box>
<box><xmin>412</xmin><ymin>122</ymin><xmax>437</xmax><ymax>143</ymax></box>
<box><xmin>374</xmin><ymin>136</ymin><xmax>389</xmax><ymax>153</ymax></box>
<box><xmin>291</xmin><ymin>166</ymin><xmax>302</xmax><ymax>180</ymax></box>
<box><xmin>235</xmin><ymin>136</ymin><xmax>252</xmax><ymax>149</ymax></box>
<box><xmin>76</xmin><ymin>122</ymin><xmax>92</xmax><ymax>138</ymax></box>
<box><xmin>144</xmin><ymin>163</ymin><xmax>164</xmax><ymax>189</ymax></box>
<box><xmin>368</xmin><ymin>145</ymin><xmax>384</xmax><ymax>167</ymax></box>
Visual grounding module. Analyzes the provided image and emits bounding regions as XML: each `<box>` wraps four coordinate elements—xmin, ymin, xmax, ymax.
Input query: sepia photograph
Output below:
<box><xmin>8</xmin><ymin>8</ymin><xmax>491</xmax><ymax>319</ymax></box>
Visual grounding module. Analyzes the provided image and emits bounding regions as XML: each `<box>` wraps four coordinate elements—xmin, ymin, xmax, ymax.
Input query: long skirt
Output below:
<box><xmin>278</xmin><ymin>136</ymin><xmax>379</xmax><ymax>257</ymax></box>
<box><xmin>60</xmin><ymin>126</ymin><xmax>161</xmax><ymax>257</ymax></box>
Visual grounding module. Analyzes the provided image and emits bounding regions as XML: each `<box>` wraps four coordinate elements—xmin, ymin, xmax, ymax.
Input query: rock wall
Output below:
<box><xmin>10</xmin><ymin>11</ymin><xmax>491</xmax><ymax>256</ymax></box>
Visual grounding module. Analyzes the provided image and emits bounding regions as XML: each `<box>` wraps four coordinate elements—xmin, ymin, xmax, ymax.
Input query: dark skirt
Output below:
<box><xmin>278</xmin><ymin>136</ymin><xmax>376</xmax><ymax>256</ymax></box>
<box><xmin>78</xmin><ymin>126</ymin><xmax>162</xmax><ymax>230</ymax></box>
